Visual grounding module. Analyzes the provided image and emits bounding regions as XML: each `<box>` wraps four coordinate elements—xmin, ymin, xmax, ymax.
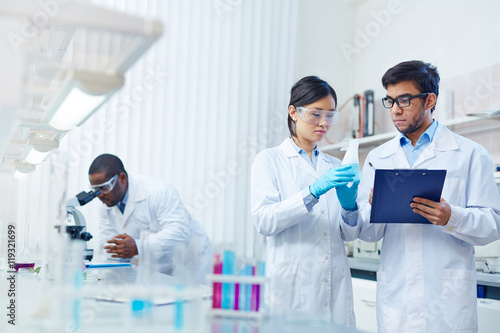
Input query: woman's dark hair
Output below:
<box><xmin>288</xmin><ymin>76</ymin><xmax>337</xmax><ymax>137</ymax></box>
<box><xmin>381</xmin><ymin>60</ymin><xmax>440</xmax><ymax>112</ymax></box>
<box><xmin>89</xmin><ymin>154</ymin><xmax>127</xmax><ymax>179</ymax></box>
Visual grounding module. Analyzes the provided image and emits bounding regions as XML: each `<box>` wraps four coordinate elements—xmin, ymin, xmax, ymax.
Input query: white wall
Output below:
<box><xmin>295</xmin><ymin>0</ymin><xmax>355</xmax><ymax>100</ymax></box>
<box><xmin>351</xmin><ymin>0</ymin><xmax>500</xmax><ymax>96</ymax></box>
<box><xmin>295</xmin><ymin>0</ymin><xmax>500</xmax><ymax>116</ymax></box>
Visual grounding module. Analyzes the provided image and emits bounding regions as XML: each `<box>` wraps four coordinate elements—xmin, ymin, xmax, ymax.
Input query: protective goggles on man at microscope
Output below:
<box><xmin>296</xmin><ymin>107</ymin><xmax>339</xmax><ymax>125</ymax></box>
<box><xmin>90</xmin><ymin>174</ymin><xmax>118</xmax><ymax>194</ymax></box>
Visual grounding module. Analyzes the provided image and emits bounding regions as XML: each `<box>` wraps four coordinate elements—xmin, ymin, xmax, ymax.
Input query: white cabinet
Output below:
<box><xmin>351</xmin><ymin>279</ymin><xmax>500</xmax><ymax>333</ymax></box>
<box><xmin>352</xmin><ymin>277</ymin><xmax>377</xmax><ymax>333</ymax></box>
<box><xmin>478</xmin><ymin>298</ymin><xmax>500</xmax><ymax>333</ymax></box>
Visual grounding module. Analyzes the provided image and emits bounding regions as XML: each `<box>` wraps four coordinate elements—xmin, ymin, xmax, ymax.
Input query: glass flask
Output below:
<box><xmin>14</xmin><ymin>212</ymin><xmax>35</xmax><ymax>271</ymax></box>
<box><xmin>341</xmin><ymin>138</ymin><xmax>360</xmax><ymax>166</ymax></box>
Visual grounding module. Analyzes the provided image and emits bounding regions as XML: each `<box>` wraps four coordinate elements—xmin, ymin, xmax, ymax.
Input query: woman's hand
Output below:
<box><xmin>336</xmin><ymin>164</ymin><xmax>360</xmax><ymax>211</ymax></box>
<box><xmin>309</xmin><ymin>164</ymin><xmax>356</xmax><ymax>198</ymax></box>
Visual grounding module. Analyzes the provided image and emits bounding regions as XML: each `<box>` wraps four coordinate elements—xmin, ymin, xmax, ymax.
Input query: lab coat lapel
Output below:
<box><xmin>121</xmin><ymin>176</ymin><xmax>145</xmax><ymax>227</ymax></box>
<box><xmin>379</xmin><ymin>135</ymin><xmax>410</xmax><ymax>168</ymax></box>
<box><xmin>413</xmin><ymin>123</ymin><xmax>458</xmax><ymax>168</ymax></box>
<box><xmin>412</xmin><ymin>146</ymin><xmax>436</xmax><ymax>168</ymax></box>
<box><xmin>121</xmin><ymin>200</ymin><xmax>135</xmax><ymax>226</ymax></box>
<box><xmin>280</xmin><ymin>139</ymin><xmax>319</xmax><ymax>179</ymax></box>
<box><xmin>316</xmin><ymin>152</ymin><xmax>334</xmax><ymax>176</ymax></box>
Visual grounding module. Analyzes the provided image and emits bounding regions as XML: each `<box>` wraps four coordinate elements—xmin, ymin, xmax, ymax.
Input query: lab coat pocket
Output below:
<box><xmin>267</xmin><ymin>257</ymin><xmax>301</xmax><ymax>312</ymax></box>
<box><xmin>442</xmin><ymin>269</ymin><xmax>477</xmax><ymax>330</ymax></box>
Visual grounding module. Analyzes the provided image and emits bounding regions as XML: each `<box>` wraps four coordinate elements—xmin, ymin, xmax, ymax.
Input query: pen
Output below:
<box><xmin>368</xmin><ymin>162</ymin><xmax>376</xmax><ymax>172</ymax></box>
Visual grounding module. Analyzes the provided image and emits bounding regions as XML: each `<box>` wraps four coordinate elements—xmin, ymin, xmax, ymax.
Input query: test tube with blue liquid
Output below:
<box><xmin>131</xmin><ymin>231</ymin><xmax>153</xmax><ymax>319</ymax></box>
<box><xmin>256</xmin><ymin>260</ymin><xmax>266</xmax><ymax>311</ymax></box>
<box><xmin>245</xmin><ymin>260</ymin><xmax>254</xmax><ymax>311</ymax></box>
<box><xmin>221</xmin><ymin>249</ymin><xmax>235</xmax><ymax>309</ymax></box>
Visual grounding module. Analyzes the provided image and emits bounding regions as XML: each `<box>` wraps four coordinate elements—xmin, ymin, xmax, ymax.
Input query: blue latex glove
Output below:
<box><xmin>336</xmin><ymin>163</ymin><xmax>360</xmax><ymax>211</ymax></box>
<box><xmin>309</xmin><ymin>165</ymin><xmax>355</xmax><ymax>199</ymax></box>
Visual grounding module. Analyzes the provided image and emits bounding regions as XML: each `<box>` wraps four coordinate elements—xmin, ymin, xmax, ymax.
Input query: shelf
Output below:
<box><xmin>322</xmin><ymin>115</ymin><xmax>500</xmax><ymax>154</ymax></box>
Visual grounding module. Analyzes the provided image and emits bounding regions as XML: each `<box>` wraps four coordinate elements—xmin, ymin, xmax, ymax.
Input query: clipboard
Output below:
<box><xmin>370</xmin><ymin>169</ymin><xmax>447</xmax><ymax>224</ymax></box>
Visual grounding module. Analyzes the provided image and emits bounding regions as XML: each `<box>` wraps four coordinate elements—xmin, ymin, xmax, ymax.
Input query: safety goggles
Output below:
<box><xmin>296</xmin><ymin>107</ymin><xmax>338</xmax><ymax>126</ymax></box>
<box><xmin>90</xmin><ymin>174</ymin><xmax>118</xmax><ymax>194</ymax></box>
<box><xmin>382</xmin><ymin>93</ymin><xmax>430</xmax><ymax>109</ymax></box>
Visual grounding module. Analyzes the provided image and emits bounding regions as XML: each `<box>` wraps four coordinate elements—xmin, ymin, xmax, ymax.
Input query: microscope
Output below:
<box><xmin>65</xmin><ymin>190</ymin><xmax>101</xmax><ymax>261</ymax></box>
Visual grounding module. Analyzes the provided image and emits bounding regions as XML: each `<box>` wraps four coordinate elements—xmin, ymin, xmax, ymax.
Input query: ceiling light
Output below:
<box><xmin>13</xmin><ymin>161</ymin><xmax>35</xmax><ymax>179</ymax></box>
<box><xmin>24</xmin><ymin>138</ymin><xmax>59</xmax><ymax>165</ymax></box>
<box><xmin>43</xmin><ymin>70</ymin><xmax>124</xmax><ymax>131</ymax></box>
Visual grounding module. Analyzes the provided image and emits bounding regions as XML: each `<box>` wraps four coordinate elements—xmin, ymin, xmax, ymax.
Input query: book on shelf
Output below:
<box><xmin>466</xmin><ymin>109</ymin><xmax>500</xmax><ymax>118</ymax></box>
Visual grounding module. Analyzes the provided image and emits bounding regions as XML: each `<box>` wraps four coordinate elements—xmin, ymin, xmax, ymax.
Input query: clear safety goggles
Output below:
<box><xmin>90</xmin><ymin>174</ymin><xmax>118</xmax><ymax>194</ymax></box>
<box><xmin>296</xmin><ymin>107</ymin><xmax>338</xmax><ymax>126</ymax></box>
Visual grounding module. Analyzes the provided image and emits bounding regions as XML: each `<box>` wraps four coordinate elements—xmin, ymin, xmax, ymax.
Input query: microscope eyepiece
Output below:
<box><xmin>80</xmin><ymin>232</ymin><xmax>93</xmax><ymax>241</ymax></box>
<box><xmin>76</xmin><ymin>190</ymin><xmax>101</xmax><ymax>206</ymax></box>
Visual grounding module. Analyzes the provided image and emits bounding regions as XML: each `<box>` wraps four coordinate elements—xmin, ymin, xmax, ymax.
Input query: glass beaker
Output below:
<box><xmin>14</xmin><ymin>212</ymin><xmax>35</xmax><ymax>271</ymax></box>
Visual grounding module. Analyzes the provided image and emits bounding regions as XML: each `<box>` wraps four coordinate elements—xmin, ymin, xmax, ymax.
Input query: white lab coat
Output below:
<box><xmin>251</xmin><ymin>139</ymin><xmax>360</xmax><ymax>327</ymax></box>
<box><xmin>99</xmin><ymin>174</ymin><xmax>212</xmax><ymax>283</ymax></box>
<box><xmin>357</xmin><ymin>123</ymin><xmax>500</xmax><ymax>333</ymax></box>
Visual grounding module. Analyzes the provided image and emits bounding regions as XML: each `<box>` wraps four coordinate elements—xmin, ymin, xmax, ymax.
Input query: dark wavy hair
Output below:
<box><xmin>382</xmin><ymin>60</ymin><xmax>440</xmax><ymax>112</ymax></box>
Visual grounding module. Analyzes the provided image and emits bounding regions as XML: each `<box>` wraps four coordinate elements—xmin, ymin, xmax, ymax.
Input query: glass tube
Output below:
<box><xmin>14</xmin><ymin>212</ymin><xmax>35</xmax><ymax>271</ymax></box>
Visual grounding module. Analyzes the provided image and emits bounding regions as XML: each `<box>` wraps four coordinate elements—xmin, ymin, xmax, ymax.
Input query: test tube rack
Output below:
<box><xmin>205</xmin><ymin>274</ymin><xmax>266</xmax><ymax>320</ymax></box>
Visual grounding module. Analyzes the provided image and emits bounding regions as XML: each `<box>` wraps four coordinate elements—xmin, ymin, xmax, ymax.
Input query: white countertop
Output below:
<box><xmin>1</xmin><ymin>263</ymin><xmax>363</xmax><ymax>333</ymax></box>
<box><xmin>348</xmin><ymin>257</ymin><xmax>500</xmax><ymax>288</ymax></box>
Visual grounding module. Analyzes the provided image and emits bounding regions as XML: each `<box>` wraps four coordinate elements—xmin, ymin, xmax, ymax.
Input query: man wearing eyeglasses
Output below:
<box><xmin>88</xmin><ymin>154</ymin><xmax>212</xmax><ymax>282</ymax></box>
<box><xmin>347</xmin><ymin>60</ymin><xmax>500</xmax><ymax>332</ymax></box>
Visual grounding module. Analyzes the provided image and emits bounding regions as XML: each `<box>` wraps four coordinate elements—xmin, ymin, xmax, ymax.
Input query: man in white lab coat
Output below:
<box><xmin>89</xmin><ymin>154</ymin><xmax>212</xmax><ymax>283</ymax></box>
<box><xmin>350</xmin><ymin>60</ymin><xmax>500</xmax><ymax>332</ymax></box>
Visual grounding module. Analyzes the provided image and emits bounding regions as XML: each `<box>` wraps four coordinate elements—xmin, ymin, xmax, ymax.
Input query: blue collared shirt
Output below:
<box><xmin>117</xmin><ymin>187</ymin><xmax>129</xmax><ymax>214</ymax></box>
<box><xmin>400</xmin><ymin>120</ymin><xmax>438</xmax><ymax>167</ymax></box>
<box><xmin>288</xmin><ymin>137</ymin><xmax>320</xmax><ymax>170</ymax></box>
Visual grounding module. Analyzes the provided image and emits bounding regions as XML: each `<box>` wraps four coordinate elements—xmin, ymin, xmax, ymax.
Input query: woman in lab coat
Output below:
<box><xmin>251</xmin><ymin>76</ymin><xmax>360</xmax><ymax>327</ymax></box>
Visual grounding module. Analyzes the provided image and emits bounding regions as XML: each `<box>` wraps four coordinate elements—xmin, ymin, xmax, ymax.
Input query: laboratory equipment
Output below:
<box><xmin>212</xmin><ymin>254</ymin><xmax>223</xmax><ymax>309</ymax></box>
<box><xmin>353</xmin><ymin>239</ymin><xmax>383</xmax><ymax>259</ymax></box>
<box><xmin>222</xmin><ymin>250</ymin><xmax>236</xmax><ymax>309</ymax></box>
<box><xmin>65</xmin><ymin>190</ymin><xmax>101</xmax><ymax>260</ymax></box>
<box><xmin>131</xmin><ymin>230</ymin><xmax>155</xmax><ymax>319</ymax></box>
<box><xmin>341</xmin><ymin>139</ymin><xmax>360</xmax><ymax>166</ymax></box>
<box><xmin>206</xmin><ymin>250</ymin><xmax>266</xmax><ymax>320</ymax></box>
<box><xmin>14</xmin><ymin>212</ymin><xmax>35</xmax><ymax>271</ymax></box>
<box><xmin>363</xmin><ymin>90</ymin><xmax>374</xmax><ymax>137</ymax></box>
<box><xmin>352</xmin><ymin>94</ymin><xmax>364</xmax><ymax>138</ymax></box>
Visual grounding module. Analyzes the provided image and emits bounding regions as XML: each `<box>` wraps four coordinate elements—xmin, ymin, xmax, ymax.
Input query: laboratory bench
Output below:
<box><xmin>348</xmin><ymin>257</ymin><xmax>500</xmax><ymax>299</ymax></box>
<box><xmin>1</xmin><ymin>264</ymin><xmax>364</xmax><ymax>333</ymax></box>
<box><xmin>348</xmin><ymin>257</ymin><xmax>500</xmax><ymax>333</ymax></box>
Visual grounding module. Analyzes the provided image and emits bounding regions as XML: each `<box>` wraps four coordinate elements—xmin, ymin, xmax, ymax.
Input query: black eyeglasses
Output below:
<box><xmin>382</xmin><ymin>93</ymin><xmax>430</xmax><ymax>109</ymax></box>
